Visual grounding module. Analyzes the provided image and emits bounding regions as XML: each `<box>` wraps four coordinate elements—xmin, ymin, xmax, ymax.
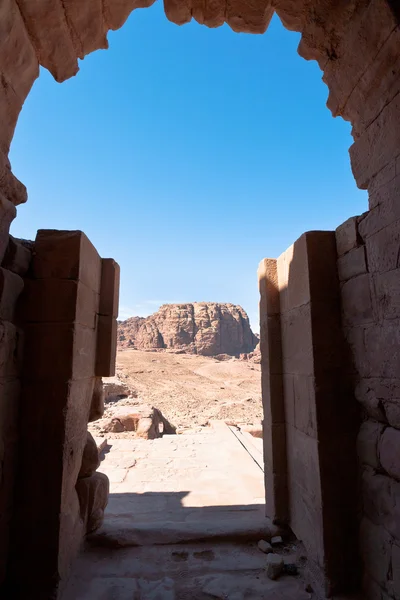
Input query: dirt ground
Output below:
<box><xmin>113</xmin><ymin>349</ymin><xmax>262</xmax><ymax>431</ymax></box>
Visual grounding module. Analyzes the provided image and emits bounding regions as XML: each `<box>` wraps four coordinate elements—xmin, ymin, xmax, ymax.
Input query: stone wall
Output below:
<box><xmin>259</xmin><ymin>232</ymin><xmax>360</xmax><ymax>597</ymax></box>
<box><xmin>337</xmin><ymin>208</ymin><xmax>400</xmax><ymax>600</ymax></box>
<box><xmin>4</xmin><ymin>230</ymin><xmax>119</xmax><ymax>599</ymax></box>
<box><xmin>0</xmin><ymin>235</ymin><xmax>31</xmax><ymax>587</ymax></box>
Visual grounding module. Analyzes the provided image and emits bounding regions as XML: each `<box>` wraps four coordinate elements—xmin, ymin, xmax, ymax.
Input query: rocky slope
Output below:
<box><xmin>118</xmin><ymin>302</ymin><xmax>258</xmax><ymax>356</ymax></box>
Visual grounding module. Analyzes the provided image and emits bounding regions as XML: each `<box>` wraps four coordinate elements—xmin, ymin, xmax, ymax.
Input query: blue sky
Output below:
<box><xmin>10</xmin><ymin>4</ymin><xmax>367</xmax><ymax>331</ymax></box>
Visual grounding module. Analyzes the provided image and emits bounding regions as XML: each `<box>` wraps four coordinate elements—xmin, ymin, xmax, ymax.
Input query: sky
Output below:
<box><xmin>9</xmin><ymin>3</ymin><xmax>367</xmax><ymax>332</ymax></box>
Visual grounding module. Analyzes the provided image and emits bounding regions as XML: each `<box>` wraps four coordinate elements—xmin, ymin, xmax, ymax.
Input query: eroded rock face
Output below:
<box><xmin>118</xmin><ymin>303</ymin><xmax>258</xmax><ymax>356</ymax></box>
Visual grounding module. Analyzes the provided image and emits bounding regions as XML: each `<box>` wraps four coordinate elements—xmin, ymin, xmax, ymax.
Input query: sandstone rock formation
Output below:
<box><xmin>118</xmin><ymin>303</ymin><xmax>258</xmax><ymax>356</ymax></box>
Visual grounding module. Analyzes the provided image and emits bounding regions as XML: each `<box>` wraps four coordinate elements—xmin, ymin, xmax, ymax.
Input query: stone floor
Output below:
<box><xmin>62</xmin><ymin>423</ymin><xmax>312</xmax><ymax>599</ymax></box>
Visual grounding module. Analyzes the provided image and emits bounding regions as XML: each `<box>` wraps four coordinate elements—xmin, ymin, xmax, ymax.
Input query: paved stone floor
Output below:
<box><xmin>63</xmin><ymin>423</ymin><xmax>312</xmax><ymax>599</ymax></box>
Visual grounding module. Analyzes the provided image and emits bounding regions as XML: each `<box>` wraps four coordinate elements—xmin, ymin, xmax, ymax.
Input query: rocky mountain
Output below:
<box><xmin>118</xmin><ymin>302</ymin><xmax>258</xmax><ymax>356</ymax></box>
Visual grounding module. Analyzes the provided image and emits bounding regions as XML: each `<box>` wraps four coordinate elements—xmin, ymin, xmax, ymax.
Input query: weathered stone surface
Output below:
<box><xmin>257</xmin><ymin>539</ymin><xmax>273</xmax><ymax>554</ymax></box>
<box><xmin>0</xmin><ymin>267</ymin><xmax>24</xmax><ymax>321</ymax></box>
<box><xmin>357</xmin><ymin>421</ymin><xmax>385</xmax><ymax>470</ymax></box>
<box><xmin>99</xmin><ymin>258</ymin><xmax>120</xmax><ymax>317</ymax></box>
<box><xmin>33</xmin><ymin>230</ymin><xmax>102</xmax><ymax>292</ymax></box>
<box><xmin>355</xmin><ymin>378</ymin><xmax>399</xmax><ymax>426</ymax></box>
<box><xmin>341</xmin><ymin>274</ymin><xmax>374</xmax><ymax>326</ymax></box>
<box><xmin>337</xmin><ymin>246</ymin><xmax>367</xmax><ymax>282</ymax></box>
<box><xmin>89</xmin><ymin>377</ymin><xmax>105</xmax><ymax>423</ymax></box>
<box><xmin>360</xmin><ymin>517</ymin><xmax>392</xmax><ymax>590</ymax></box>
<box><xmin>0</xmin><ymin>197</ymin><xmax>16</xmax><ymax>263</ymax></box>
<box><xmin>76</xmin><ymin>471</ymin><xmax>109</xmax><ymax>534</ymax></box>
<box><xmin>378</xmin><ymin>427</ymin><xmax>400</xmax><ymax>481</ymax></box>
<box><xmin>0</xmin><ymin>321</ymin><xmax>22</xmax><ymax>379</ymax></box>
<box><xmin>366</xmin><ymin>219</ymin><xmax>400</xmax><ymax>274</ymax></box>
<box><xmin>2</xmin><ymin>235</ymin><xmax>31</xmax><ymax>275</ymax></box>
<box><xmin>336</xmin><ymin>217</ymin><xmax>360</xmax><ymax>257</ymax></box>
<box><xmin>96</xmin><ymin>315</ymin><xmax>117</xmax><ymax>377</ymax></box>
<box><xmin>350</xmin><ymin>92</ymin><xmax>400</xmax><ymax>189</ymax></box>
<box><xmin>19</xmin><ymin>279</ymin><xmax>99</xmax><ymax>328</ymax></box>
<box><xmin>118</xmin><ymin>303</ymin><xmax>257</xmax><ymax>356</ymax></box>
<box><xmin>16</xmin><ymin>0</ymin><xmax>79</xmax><ymax>83</ymax></box>
<box><xmin>371</xmin><ymin>269</ymin><xmax>400</xmax><ymax>322</ymax></box>
<box><xmin>392</xmin><ymin>543</ymin><xmax>400</xmax><ymax>599</ymax></box>
<box><xmin>102</xmin><ymin>375</ymin><xmax>133</xmax><ymax>402</ymax></box>
<box><xmin>346</xmin><ymin>321</ymin><xmax>400</xmax><ymax>379</ymax></box>
<box><xmin>362</xmin><ymin>467</ymin><xmax>400</xmax><ymax>540</ymax></box>
<box><xmin>266</xmin><ymin>553</ymin><xmax>284</xmax><ymax>580</ymax></box>
<box><xmin>24</xmin><ymin>323</ymin><xmax>97</xmax><ymax>381</ymax></box>
<box><xmin>79</xmin><ymin>432</ymin><xmax>100</xmax><ymax>479</ymax></box>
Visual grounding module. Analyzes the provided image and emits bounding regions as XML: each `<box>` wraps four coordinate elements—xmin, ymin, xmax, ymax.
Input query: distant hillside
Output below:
<box><xmin>118</xmin><ymin>302</ymin><xmax>258</xmax><ymax>357</ymax></box>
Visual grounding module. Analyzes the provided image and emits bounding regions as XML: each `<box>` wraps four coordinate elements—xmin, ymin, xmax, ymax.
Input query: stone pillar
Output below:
<box><xmin>260</xmin><ymin>231</ymin><xmax>360</xmax><ymax>597</ymax></box>
<box><xmin>8</xmin><ymin>230</ymin><xmax>119</xmax><ymax>599</ymax></box>
<box><xmin>258</xmin><ymin>258</ymin><xmax>288</xmax><ymax>525</ymax></box>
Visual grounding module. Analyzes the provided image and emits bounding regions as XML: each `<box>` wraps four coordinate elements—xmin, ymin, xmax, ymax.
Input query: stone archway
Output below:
<box><xmin>1</xmin><ymin>2</ymin><xmax>400</xmax><ymax>599</ymax></box>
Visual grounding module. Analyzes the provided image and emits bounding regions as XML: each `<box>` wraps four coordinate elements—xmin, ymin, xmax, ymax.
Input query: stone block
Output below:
<box><xmin>357</xmin><ymin>421</ymin><xmax>385</xmax><ymax>470</ymax></box>
<box><xmin>350</xmin><ymin>94</ymin><xmax>400</xmax><ymax>189</ymax></box>
<box><xmin>258</xmin><ymin>258</ymin><xmax>280</xmax><ymax>316</ymax></box>
<box><xmin>362</xmin><ymin>467</ymin><xmax>400</xmax><ymax>539</ymax></box>
<box><xmin>260</xmin><ymin>314</ymin><xmax>283</xmax><ymax>375</ymax></box>
<box><xmin>264</xmin><ymin>470</ymin><xmax>288</xmax><ymax>525</ymax></box>
<box><xmin>292</xmin><ymin>374</ymin><xmax>317</xmax><ymax>438</ymax></box>
<box><xmin>336</xmin><ymin>217</ymin><xmax>360</xmax><ymax>256</ymax></box>
<box><xmin>366</xmin><ymin>218</ymin><xmax>400</xmax><ymax>274</ymax></box>
<box><xmin>23</xmin><ymin>323</ymin><xmax>97</xmax><ymax>381</ymax></box>
<box><xmin>33</xmin><ymin>230</ymin><xmax>102</xmax><ymax>292</ymax></box>
<box><xmin>263</xmin><ymin>420</ymin><xmax>287</xmax><ymax>476</ymax></box>
<box><xmin>337</xmin><ymin>246</ymin><xmax>367</xmax><ymax>282</ymax></box>
<box><xmin>355</xmin><ymin>378</ymin><xmax>399</xmax><ymax>426</ymax></box>
<box><xmin>363</xmin><ymin>321</ymin><xmax>400</xmax><ymax>379</ymax></box>
<box><xmin>99</xmin><ymin>258</ymin><xmax>120</xmax><ymax>317</ymax></box>
<box><xmin>78</xmin><ymin>432</ymin><xmax>100</xmax><ymax>479</ymax></box>
<box><xmin>95</xmin><ymin>316</ymin><xmax>117</xmax><ymax>377</ymax></box>
<box><xmin>378</xmin><ymin>427</ymin><xmax>400</xmax><ymax>481</ymax></box>
<box><xmin>262</xmin><ymin>371</ymin><xmax>284</xmax><ymax>423</ymax></box>
<box><xmin>76</xmin><ymin>471</ymin><xmax>109</xmax><ymax>533</ymax></box>
<box><xmin>0</xmin><ymin>196</ymin><xmax>16</xmax><ymax>263</ymax></box>
<box><xmin>2</xmin><ymin>235</ymin><xmax>31</xmax><ymax>275</ymax></box>
<box><xmin>286</xmin><ymin>425</ymin><xmax>322</xmax><ymax>510</ymax></box>
<box><xmin>341</xmin><ymin>274</ymin><xmax>374</xmax><ymax>326</ymax></box>
<box><xmin>366</xmin><ymin>173</ymin><xmax>400</xmax><ymax>214</ymax></box>
<box><xmin>0</xmin><ymin>321</ymin><xmax>23</xmax><ymax>379</ymax></box>
<box><xmin>278</xmin><ymin>237</ymin><xmax>309</xmax><ymax>313</ymax></box>
<box><xmin>278</xmin><ymin>232</ymin><xmax>338</xmax><ymax>313</ymax></box>
<box><xmin>64</xmin><ymin>378</ymin><xmax>95</xmax><ymax>444</ymax></box>
<box><xmin>371</xmin><ymin>269</ymin><xmax>400</xmax><ymax>321</ymax></box>
<box><xmin>0</xmin><ymin>267</ymin><xmax>24</xmax><ymax>321</ymax></box>
<box><xmin>281</xmin><ymin>304</ymin><xmax>313</xmax><ymax>375</ymax></box>
<box><xmin>19</xmin><ymin>279</ymin><xmax>99</xmax><ymax>328</ymax></box>
<box><xmin>360</xmin><ymin>518</ymin><xmax>392</xmax><ymax>590</ymax></box>
<box><xmin>89</xmin><ymin>377</ymin><xmax>104</xmax><ymax>423</ymax></box>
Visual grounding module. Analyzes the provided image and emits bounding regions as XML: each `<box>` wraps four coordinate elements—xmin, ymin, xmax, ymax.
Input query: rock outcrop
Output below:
<box><xmin>118</xmin><ymin>303</ymin><xmax>258</xmax><ymax>356</ymax></box>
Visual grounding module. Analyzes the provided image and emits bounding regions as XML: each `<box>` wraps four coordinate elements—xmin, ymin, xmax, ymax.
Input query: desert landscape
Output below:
<box><xmin>90</xmin><ymin>302</ymin><xmax>262</xmax><ymax>438</ymax></box>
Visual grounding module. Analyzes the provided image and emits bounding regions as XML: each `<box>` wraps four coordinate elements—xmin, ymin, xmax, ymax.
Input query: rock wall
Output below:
<box><xmin>118</xmin><ymin>303</ymin><xmax>258</xmax><ymax>356</ymax></box>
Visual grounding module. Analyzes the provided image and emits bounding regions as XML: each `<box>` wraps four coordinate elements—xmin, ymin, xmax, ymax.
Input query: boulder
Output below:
<box><xmin>99</xmin><ymin>405</ymin><xmax>176</xmax><ymax>439</ymax></box>
<box><xmin>102</xmin><ymin>375</ymin><xmax>134</xmax><ymax>403</ymax></box>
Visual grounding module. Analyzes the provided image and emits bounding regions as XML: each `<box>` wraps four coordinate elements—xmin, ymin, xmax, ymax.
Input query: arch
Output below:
<box><xmin>1</xmin><ymin>2</ymin><xmax>400</xmax><ymax>599</ymax></box>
